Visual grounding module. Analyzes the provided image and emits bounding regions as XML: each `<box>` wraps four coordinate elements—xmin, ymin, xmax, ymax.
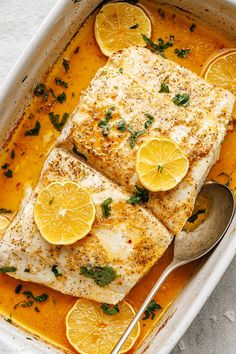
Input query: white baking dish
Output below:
<box><xmin>0</xmin><ymin>0</ymin><xmax>236</xmax><ymax>353</ymax></box>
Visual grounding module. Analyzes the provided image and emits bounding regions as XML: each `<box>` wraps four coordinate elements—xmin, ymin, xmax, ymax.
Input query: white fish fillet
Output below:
<box><xmin>60</xmin><ymin>46</ymin><xmax>235</xmax><ymax>235</ymax></box>
<box><xmin>0</xmin><ymin>148</ymin><xmax>172</xmax><ymax>304</ymax></box>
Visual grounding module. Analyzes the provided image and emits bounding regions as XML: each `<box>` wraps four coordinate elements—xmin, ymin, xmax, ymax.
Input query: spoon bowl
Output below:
<box><xmin>111</xmin><ymin>182</ymin><xmax>235</xmax><ymax>354</ymax></box>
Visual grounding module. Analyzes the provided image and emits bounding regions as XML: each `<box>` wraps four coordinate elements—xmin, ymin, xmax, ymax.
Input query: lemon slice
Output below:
<box><xmin>95</xmin><ymin>2</ymin><xmax>152</xmax><ymax>56</ymax></box>
<box><xmin>136</xmin><ymin>138</ymin><xmax>189</xmax><ymax>192</ymax></box>
<box><xmin>66</xmin><ymin>298</ymin><xmax>140</xmax><ymax>354</ymax></box>
<box><xmin>202</xmin><ymin>49</ymin><xmax>236</xmax><ymax>95</ymax></box>
<box><xmin>34</xmin><ymin>181</ymin><xmax>95</xmax><ymax>245</ymax></box>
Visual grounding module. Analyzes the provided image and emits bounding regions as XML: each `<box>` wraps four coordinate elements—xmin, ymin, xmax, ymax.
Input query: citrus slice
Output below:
<box><xmin>202</xmin><ymin>48</ymin><xmax>236</xmax><ymax>95</ymax></box>
<box><xmin>34</xmin><ymin>181</ymin><xmax>95</xmax><ymax>245</ymax></box>
<box><xmin>95</xmin><ymin>2</ymin><xmax>152</xmax><ymax>56</ymax></box>
<box><xmin>66</xmin><ymin>298</ymin><xmax>140</xmax><ymax>354</ymax></box>
<box><xmin>136</xmin><ymin>138</ymin><xmax>189</xmax><ymax>192</ymax></box>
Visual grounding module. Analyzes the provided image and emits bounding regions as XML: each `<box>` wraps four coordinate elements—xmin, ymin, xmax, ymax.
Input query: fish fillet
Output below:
<box><xmin>0</xmin><ymin>148</ymin><xmax>172</xmax><ymax>304</ymax></box>
<box><xmin>60</xmin><ymin>46</ymin><xmax>235</xmax><ymax>235</ymax></box>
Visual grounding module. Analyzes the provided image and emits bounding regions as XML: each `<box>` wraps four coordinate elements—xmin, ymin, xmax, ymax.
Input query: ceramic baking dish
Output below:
<box><xmin>0</xmin><ymin>0</ymin><xmax>236</xmax><ymax>353</ymax></box>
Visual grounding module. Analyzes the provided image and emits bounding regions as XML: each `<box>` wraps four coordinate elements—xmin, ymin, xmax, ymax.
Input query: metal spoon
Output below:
<box><xmin>111</xmin><ymin>182</ymin><xmax>235</xmax><ymax>354</ymax></box>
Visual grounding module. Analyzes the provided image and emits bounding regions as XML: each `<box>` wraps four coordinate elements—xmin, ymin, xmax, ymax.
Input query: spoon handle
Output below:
<box><xmin>111</xmin><ymin>259</ymin><xmax>180</xmax><ymax>354</ymax></box>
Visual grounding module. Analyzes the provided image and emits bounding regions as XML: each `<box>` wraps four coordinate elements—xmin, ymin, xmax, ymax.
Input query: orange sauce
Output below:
<box><xmin>0</xmin><ymin>1</ymin><xmax>235</xmax><ymax>353</ymax></box>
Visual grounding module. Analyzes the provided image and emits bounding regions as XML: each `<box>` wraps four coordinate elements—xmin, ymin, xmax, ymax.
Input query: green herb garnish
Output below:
<box><xmin>72</xmin><ymin>144</ymin><xmax>87</xmax><ymax>161</ymax></box>
<box><xmin>144</xmin><ymin>114</ymin><xmax>154</xmax><ymax>129</ymax></box>
<box><xmin>189</xmin><ymin>23</ymin><xmax>196</xmax><ymax>32</ymax></box>
<box><xmin>62</xmin><ymin>58</ymin><xmax>70</xmax><ymax>72</ymax></box>
<box><xmin>172</xmin><ymin>93</ymin><xmax>190</xmax><ymax>107</ymax></box>
<box><xmin>159</xmin><ymin>76</ymin><xmax>170</xmax><ymax>93</ymax></box>
<box><xmin>57</xmin><ymin>92</ymin><xmax>66</xmax><ymax>103</ymax></box>
<box><xmin>98</xmin><ymin>106</ymin><xmax>115</xmax><ymax>137</ymax></box>
<box><xmin>117</xmin><ymin>120</ymin><xmax>126</xmax><ymax>132</ymax></box>
<box><xmin>127</xmin><ymin>185</ymin><xmax>149</xmax><ymax>205</ymax></box>
<box><xmin>0</xmin><ymin>208</ymin><xmax>12</xmax><ymax>214</ymax></box>
<box><xmin>51</xmin><ymin>265</ymin><xmax>62</xmax><ymax>278</ymax></box>
<box><xmin>14</xmin><ymin>300</ymin><xmax>34</xmax><ymax>309</ymax></box>
<box><xmin>101</xmin><ymin>303</ymin><xmax>120</xmax><ymax>315</ymax></box>
<box><xmin>24</xmin><ymin>268</ymin><xmax>30</xmax><ymax>273</ymax></box>
<box><xmin>142</xmin><ymin>300</ymin><xmax>162</xmax><ymax>320</ymax></box>
<box><xmin>142</xmin><ymin>34</ymin><xmax>174</xmax><ymax>56</ymax></box>
<box><xmin>4</xmin><ymin>169</ymin><xmax>13</xmax><ymax>178</ymax></box>
<box><xmin>158</xmin><ymin>8</ymin><xmax>165</xmax><ymax>17</ymax></box>
<box><xmin>187</xmin><ymin>209</ymin><xmax>206</xmax><ymax>223</ymax></box>
<box><xmin>80</xmin><ymin>265</ymin><xmax>117</xmax><ymax>287</ymax></box>
<box><xmin>55</xmin><ymin>77</ymin><xmax>68</xmax><ymax>88</ymax></box>
<box><xmin>22</xmin><ymin>291</ymin><xmax>48</xmax><ymax>302</ymax></box>
<box><xmin>175</xmin><ymin>48</ymin><xmax>191</xmax><ymax>58</ymax></box>
<box><xmin>1</xmin><ymin>163</ymin><xmax>9</xmax><ymax>170</ymax></box>
<box><xmin>127</xmin><ymin>126</ymin><xmax>145</xmax><ymax>149</ymax></box>
<box><xmin>34</xmin><ymin>306</ymin><xmax>40</xmax><ymax>313</ymax></box>
<box><xmin>11</xmin><ymin>150</ymin><xmax>15</xmax><ymax>160</ymax></box>
<box><xmin>34</xmin><ymin>83</ymin><xmax>46</xmax><ymax>97</ymax></box>
<box><xmin>15</xmin><ymin>284</ymin><xmax>22</xmax><ymax>294</ymax></box>
<box><xmin>130</xmin><ymin>23</ymin><xmax>139</xmax><ymax>29</ymax></box>
<box><xmin>24</xmin><ymin>121</ymin><xmax>41</xmax><ymax>136</ymax></box>
<box><xmin>49</xmin><ymin>112</ymin><xmax>69</xmax><ymax>131</ymax></box>
<box><xmin>157</xmin><ymin>165</ymin><xmax>164</xmax><ymax>173</ymax></box>
<box><xmin>101</xmin><ymin>198</ymin><xmax>113</xmax><ymax>218</ymax></box>
<box><xmin>0</xmin><ymin>267</ymin><xmax>17</xmax><ymax>273</ymax></box>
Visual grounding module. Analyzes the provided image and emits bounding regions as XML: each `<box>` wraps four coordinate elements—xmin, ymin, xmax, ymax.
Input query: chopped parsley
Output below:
<box><xmin>101</xmin><ymin>198</ymin><xmax>113</xmax><ymax>218</ymax></box>
<box><xmin>142</xmin><ymin>34</ymin><xmax>174</xmax><ymax>56</ymax></box>
<box><xmin>144</xmin><ymin>114</ymin><xmax>155</xmax><ymax>129</ymax></box>
<box><xmin>127</xmin><ymin>126</ymin><xmax>145</xmax><ymax>149</ymax></box>
<box><xmin>57</xmin><ymin>92</ymin><xmax>66</xmax><ymax>103</ymax></box>
<box><xmin>22</xmin><ymin>291</ymin><xmax>48</xmax><ymax>302</ymax></box>
<box><xmin>51</xmin><ymin>265</ymin><xmax>62</xmax><ymax>278</ymax></box>
<box><xmin>98</xmin><ymin>106</ymin><xmax>115</xmax><ymax>137</ymax></box>
<box><xmin>0</xmin><ymin>208</ymin><xmax>12</xmax><ymax>214</ymax></box>
<box><xmin>62</xmin><ymin>58</ymin><xmax>70</xmax><ymax>72</ymax></box>
<box><xmin>4</xmin><ymin>169</ymin><xmax>13</xmax><ymax>178</ymax></box>
<box><xmin>130</xmin><ymin>23</ymin><xmax>139</xmax><ymax>29</ymax></box>
<box><xmin>34</xmin><ymin>306</ymin><xmax>40</xmax><ymax>313</ymax></box>
<box><xmin>172</xmin><ymin>93</ymin><xmax>190</xmax><ymax>107</ymax></box>
<box><xmin>101</xmin><ymin>303</ymin><xmax>120</xmax><ymax>315</ymax></box>
<box><xmin>1</xmin><ymin>163</ymin><xmax>9</xmax><ymax>170</ymax></box>
<box><xmin>157</xmin><ymin>165</ymin><xmax>164</xmax><ymax>173</ymax></box>
<box><xmin>24</xmin><ymin>121</ymin><xmax>41</xmax><ymax>136</ymax></box>
<box><xmin>190</xmin><ymin>23</ymin><xmax>196</xmax><ymax>32</ymax></box>
<box><xmin>159</xmin><ymin>76</ymin><xmax>170</xmax><ymax>93</ymax></box>
<box><xmin>80</xmin><ymin>265</ymin><xmax>117</xmax><ymax>287</ymax></box>
<box><xmin>14</xmin><ymin>300</ymin><xmax>34</xmax><ymax>309</ymax></box>
<box><xmin>127</xmin><ymin>185</ymin><xmax>149</xmax><ymax>205</ymax></box>
<box><xmin>55</xmin><ymin>77</ymin><xmax>68</xmax><ymax>88</ymax></box>
<box><xmin>24</xmin><ymin>268</ymin><xmax>30</xmax><ymax>273</ymax></box>
<box><xmin>0</xmin><ymin>267</ymin><xmax>17</xmax><ymax>273</ymax></box>
<box><xmin>72</xmin><ymin>144</ymin><xmax>87</xmax><ymax>161</ymax></box>
<box><xmin>15</xmin><ymin>284</ymin><xmax>22</xmax><ymax>294</ymax></box>
<box><xmin>143</xmin><ymin>300</ymin><xmax>162</xmax><ymax>320</ymax></box>
<box><xmin>34</xmin><ymin>83</ymin><xmax>46</xmax><ymax>97</ymax></box>
<box><xmin>175</xmin><ymin>48</ymin><xmax>191</xmax><ymax>58</ymax></box>
<box><xmin>187</xmin><ymin>209</ymin><xmax>206</xmax><ymax>223</ymax></box>
<box><xmin>158</xmin><ymin>8</ymin><xmax>165</xmax><ymax>17</ymax></box>
<box><xmin>117</xmin><ymin>119</ymin><xmax>126</xmax><ymax>132</ymax></box>
<box><xmin>11</xmin><ymin>150</ymin><xmax>15</xmax><ymax>160</ymax></box>
<box><xmin>49</xmin><ymin>112</ymin><xmax>69</xmax><ymax>131</ymax></box>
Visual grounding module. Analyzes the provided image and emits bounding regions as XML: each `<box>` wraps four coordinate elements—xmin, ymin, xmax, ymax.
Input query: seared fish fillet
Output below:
<box><xmin>0</xmin><ymin>148</ymin><xmax>171</xmax><ymax>304</ymax></box>
<box><xmin>60</xmin><ymin>47</ymin><xmax>235</xmax><ymax>235</ymax></box>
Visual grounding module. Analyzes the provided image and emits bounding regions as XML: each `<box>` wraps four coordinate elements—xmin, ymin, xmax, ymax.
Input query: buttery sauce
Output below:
<box><xmin>0</xmin><ymin>1</ymin><xmax>235</xmax><ymax>353</ymax></box>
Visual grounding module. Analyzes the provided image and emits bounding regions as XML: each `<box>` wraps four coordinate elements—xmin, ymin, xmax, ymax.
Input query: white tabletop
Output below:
<box><xmin>0</xmin><ymin>1</ymin><xmax>236</xmax><ymax>353</ymax></box>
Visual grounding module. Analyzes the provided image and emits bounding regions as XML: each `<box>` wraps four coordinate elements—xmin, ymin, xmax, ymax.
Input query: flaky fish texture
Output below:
<box><xmin>60</xmin><ymin>46</ymin><xmax>235</xmax><ymax>235</ymax></box>
<box><xmin>0</xmin><ymin>148</ymin><xmax>172</xmax><ymax>304</ymax></box>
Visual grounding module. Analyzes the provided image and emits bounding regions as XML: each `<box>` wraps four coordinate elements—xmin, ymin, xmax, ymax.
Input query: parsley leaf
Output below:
<box><xmin>22</xmin><ymin>291</ymin><xmax>48</xmax><ymax>302</ymax></box>
<box><xmin>98</xmin><ymin>106</ymin><xmax>115</xmax><ymax>137</ymax></box>
<box><xmin>57</xmin><ymin>92</ymin><xmax>66</xmax><ymax>103</ymax></box>
<box><xmin>1</xmin><ymin>163</ymin><xmax>9</xmax><ymax>170</ymax></box>
<box><xmin>62</xmin><ymin>58</ymin><xmax>70</xmax><ymax>72</ymax></box>
<box><xmin>34</xmin><ymin>83</ymin><xmax>46</xmax><ymax>96</ymax></box>
<box><xmin>187</xmin><ymin>209</ymin><xmax>206</xmax><ymax>223</ymax></box>
<box><xmin>72</xmin><ymin>144</ymin><xmax>87</xmax><ymax>160</ymax></box>
<box><xmin>80</xmin><ymin>265</ymin><xmax>117</xmax><ymax>287</ymax></box>
<box><xmin>143</xmin><ymin>300</ymin><xmax>162</xmax><ymax>320</ymax></box>
<box><xmin>101</xmin><ymin>303</ymin><xmax>120</xmax><ymax>315</ymax></box>
<box><xmin>0</xmin><ymin>267</ymin><xmax>17</xmax><ymax>273</ymax></box>
<box><xmin>190</xmin><ymin>23</ymin><xmax>196</xmax><ymax>32</ymax></box>
<box><xmin>157</xmin><ymin>165</ymin><xmax>164</xmax><ymax>173</ymax></box>
<box><xmin>24</xmin><ymin>121</ymin><xmax>41</xmax><ymax>136</ymax></box>
<box><xmin>130</xmin><ymin>23</ymin><xmax>139</xmax><ymax>29</ymax></box>
<box><xmin>55</xmin><ymin>77</ymin><xmax>68</xmax><ymax>88</ymax></box>
<box><xmin>172</xmin><ymin>93</ymin><xmax>190</xmax><ymax>107</ymax></box>
<box><xmin>4</xmin><ymin>169</ymin><xmax>13</xmax><ymax>178</ymax></box>
<box><xmin>117</xmin><ymin>119</ymin><xmax>126</xmax><ymax>132</ymax></box>
<box><xmin>159</xmin><ymin>76</ymin><xmax>170</xmax><ymax>93</ymax></box>
<box><xmin>0</xmin><ymin>208</ymin><xmax>12</xmax><ymax>214</ymax></box>
<box><xmin>142</xmin><ymin>34</ymin><xmax>174</xmax><ymax>56</ymax></box>
<box><xmin>127</xmin><ymin>185</ymin><xmax>149</xmax><ymax>205</ymax></box>
<box><xmin>11</xmin><ymin>150</ymin><xmax>15</xmax><ymax>160</ymax></box>
<box><xmin>15</xmin><ymin>284</ymin><xmax>22</xmax><ymax>294</ymax></box>
<box><xmin>51</xmin><ymin>265</ymin><xmax>62</xmax><ymax>278</ymax></box>
<box><xmin>175</xmin><ymin>48</ymin><xmax>191</xmax><ymax>58</ymax></box>
<box><xmin>49</xmin><ymin>112</ymin><xmax>69</xmax><ymax>131</ymax></box>
<box><xmin>127</xmin><ymin>126</ymin><xmax>145</xmax><ymax>149</ymax></box>
<box><xmin>101</xmin><ymin>198</ymin><xmax>113</xmax><ymax>218</ymax></box>
<box><xmin>14</xmin><ymin>300</ymin><xmax>34</xmax><ymax>309</ymax></box>
<box><xmin>144</xmin><ymin>114</ymin><xmax>155</xmax><ymax>129</ymax></box>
